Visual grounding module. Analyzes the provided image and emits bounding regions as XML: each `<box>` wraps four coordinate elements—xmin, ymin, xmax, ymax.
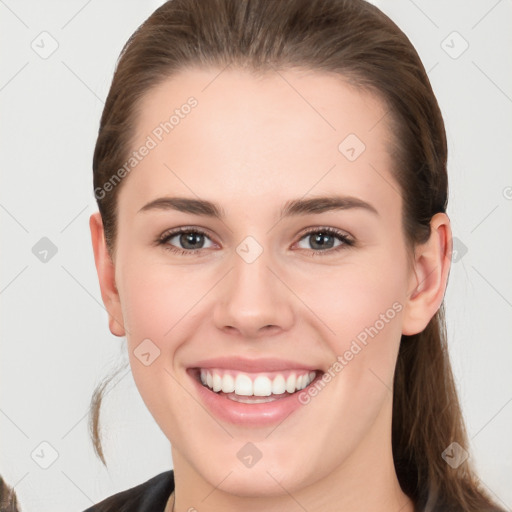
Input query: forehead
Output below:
<box><xmin>121</xmin><ymin>66</ymin><xmax>400</xmax><ymax>218</ymax></box>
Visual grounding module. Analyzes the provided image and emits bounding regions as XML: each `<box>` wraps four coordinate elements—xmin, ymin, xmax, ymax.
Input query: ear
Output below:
<box><xmin>401</xmin><ymin>212</ymin><xmax>452</xmax><ymax>336</ymax></box>
<box><xmin>90</xmin><ymin>212</ymin><xmax>126</xmax><ymax>337</ymax></box>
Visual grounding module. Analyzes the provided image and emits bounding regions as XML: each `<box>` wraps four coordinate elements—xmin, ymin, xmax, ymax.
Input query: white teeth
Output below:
<box><xmin>285</xmin><ymin>374</ymin><xmax>296</xmax><ymax>393</ymax></box>
<box><xmin>271</xmin><ymin>374</ymin><xmax>286</xmax><ymax>395</ymax></box>
<box><xmin>221</xmin><ymin>373</ymin><xmax>235</xmax><ymax>393</ymax></box>
<box><xmin>234</xmin><ymin>374</ymin><xmax>253</xmax><ymax>396</ymax></box>
<box><xmin>253</xmin><ymin>376</ymin><xmax>272</xmax><ymax>396</ymax></box>
<box><xmin>199</xmin><ymin>369</ymin><xmax>317</xmax><ymax>396</ymax></box>
<box><xmin>212</xmin><ymin>372</ymin><xmax>222</xmax><ymax>392</ymax></box>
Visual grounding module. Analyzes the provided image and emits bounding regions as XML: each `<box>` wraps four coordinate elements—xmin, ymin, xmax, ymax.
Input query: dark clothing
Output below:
<box><xmin>83</xmin><ymin>471</ymin><xmax>174</xmax><ymax>512</ymax></box>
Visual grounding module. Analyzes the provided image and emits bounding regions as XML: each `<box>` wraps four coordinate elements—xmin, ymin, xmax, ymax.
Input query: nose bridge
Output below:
<box><xmin>212</xmin><ymin>236</ymin><xmax>294</xmax><ymax>337</ymax></box>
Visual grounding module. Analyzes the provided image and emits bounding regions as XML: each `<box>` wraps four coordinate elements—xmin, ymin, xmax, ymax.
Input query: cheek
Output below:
<box><xmin>290</xmin><ymin>259</ymin><xmax>406</xmax><ymax>449</ymax></box>
<box><xmin>326</xmin><ymin>271</ymin><xmax>404</xmax><ymax>354</ymax></box>
<box><xmin>118</xmin><ymin>254</ymin><xmax>214</xmax><ymax>341</ymax></box>
<box><xmin>303</xmin><ymin>248</ymin><xmax>407</xmax><ymax>344</ymax></box>
<box><xmin>298</xmin><ymin>247</ymin><xmax>408</xmax><ymax>393</ymax></box>
<box><xmin>115</xmin><ymin>263</ymin><xmax>201</xmax><ymax>393</ymax></box>
<box><xmin>116</xmin><ymin>270</ymin><xmax>208</xmax><ymax>444</ymax></box>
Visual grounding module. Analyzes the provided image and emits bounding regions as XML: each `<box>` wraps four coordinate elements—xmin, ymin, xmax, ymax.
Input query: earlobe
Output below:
<box><xmin>89</xmin><ymin>212</ymin><xmax>126</xmax><ymax>337</ymax></box>
<box><xmin>401</xmin><ymin>213</ymin><xmax>452</xmax><ymax>336</ymax></box>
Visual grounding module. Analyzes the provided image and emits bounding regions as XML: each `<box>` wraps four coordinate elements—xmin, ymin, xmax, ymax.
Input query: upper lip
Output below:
<box><xmin>189</xmin><ymin>356</ymin><xmax>321</xmax><ymax>373</ymax></box>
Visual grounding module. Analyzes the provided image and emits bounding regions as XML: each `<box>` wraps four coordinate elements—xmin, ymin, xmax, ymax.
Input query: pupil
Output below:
<box><xmin>311</xmin><ymin>233</ymin><xmax>334</xmax><ymax>250</ymax></box>
<box><xmin>181</xmin><ymin>232</ymin><xmax>203</xmax><ymax>249</ymax></box>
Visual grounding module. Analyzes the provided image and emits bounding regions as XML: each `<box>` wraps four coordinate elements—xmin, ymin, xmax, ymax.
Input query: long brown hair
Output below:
<box><xmin>90</xmin><ymin>1</ymin><xmax>505</xmax><ymax>510</ymax></box>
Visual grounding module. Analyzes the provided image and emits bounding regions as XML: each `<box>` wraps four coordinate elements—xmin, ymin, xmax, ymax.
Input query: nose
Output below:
<box><xmin>212</xmin><ymin>244</ymin><xmax>295</xmax><ymax>339</ymax></box>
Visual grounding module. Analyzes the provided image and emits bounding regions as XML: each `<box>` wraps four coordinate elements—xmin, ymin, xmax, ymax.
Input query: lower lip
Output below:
<box><xmin>187</xmin><ymin>369</ymin><xmax>321</xmax><ymax>427</ymax></box>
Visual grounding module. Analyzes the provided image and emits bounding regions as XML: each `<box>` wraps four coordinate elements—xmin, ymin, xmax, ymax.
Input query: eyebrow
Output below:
<box><xmin>138</xmin><ymin>195</ymin><xmax>379</xmax><ymax>218</ymax></box>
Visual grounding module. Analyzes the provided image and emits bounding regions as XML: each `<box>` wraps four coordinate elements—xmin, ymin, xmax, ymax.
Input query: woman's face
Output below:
<box><xmin>93</xmin><ymin>67</ymin><xmax>435</xmax><ymax>496</ymax></box>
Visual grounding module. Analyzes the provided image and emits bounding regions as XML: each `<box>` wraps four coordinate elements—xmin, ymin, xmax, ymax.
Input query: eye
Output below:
<box><xmin>157</xmin><ymin>227</ymin><xmax>216</xmax><ymax>255</ymax></box>
<box><xmin>156</xmin><ymin>226</ymin><xmax>354</xmax><ymax>256</ymax></box>
<box><xmin>295</xmin><ymin>227</ymin><xmax>354</xmax><ymax>255</ymax></box>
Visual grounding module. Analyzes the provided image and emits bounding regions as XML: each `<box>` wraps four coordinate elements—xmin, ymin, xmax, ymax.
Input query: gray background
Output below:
<box><xmin>1</xmin><ymin>1</ymin><xmax>511</xmax><ymax>511</ymax></box>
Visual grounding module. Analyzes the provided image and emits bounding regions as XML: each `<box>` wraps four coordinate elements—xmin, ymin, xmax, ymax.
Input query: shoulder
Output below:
<box><xmin>82</xmin><ymin>470</ymin><xmax>174</xmax><ymax>512</ymax></box>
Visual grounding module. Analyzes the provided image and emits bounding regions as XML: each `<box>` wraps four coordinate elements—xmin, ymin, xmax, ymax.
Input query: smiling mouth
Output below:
<box><xmin>189</xmin><ymin>368</ymin><xmax>322</xmax><ymax>403</ymax></box>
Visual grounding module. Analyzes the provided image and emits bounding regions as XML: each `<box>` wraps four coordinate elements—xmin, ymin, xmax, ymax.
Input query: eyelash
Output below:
<box><xmin>156</xmin><ymin>226</ymin><xmax>354</xmax><ymax>257</ymax></box>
